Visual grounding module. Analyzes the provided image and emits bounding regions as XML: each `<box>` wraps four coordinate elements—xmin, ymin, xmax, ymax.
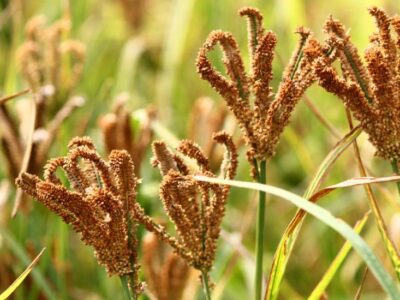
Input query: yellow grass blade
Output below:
<box><xmin>0</xmin><ymin>248</ymin><xmax>46</xmax><ymax>300</ymax></box>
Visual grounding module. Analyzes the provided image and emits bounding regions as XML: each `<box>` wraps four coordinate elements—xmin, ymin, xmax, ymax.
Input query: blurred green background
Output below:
<box><xmin>1</xmin><ymin>0</ymin><xmax>400</xmax><ymax>299</ymax></box>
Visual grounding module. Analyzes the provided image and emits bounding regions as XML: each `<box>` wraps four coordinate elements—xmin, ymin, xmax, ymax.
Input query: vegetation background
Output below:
<box><xmin>1</xmin><ymin>0</ymin><xmax>400</xmax><ymax>299</ymax></box>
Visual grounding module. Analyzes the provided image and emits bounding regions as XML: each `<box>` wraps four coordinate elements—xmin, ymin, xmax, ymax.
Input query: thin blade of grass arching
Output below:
<box><xmin>347</xmin><ymin>113</ymin><xmax>400</xmax><ymax>280</ymax></box>
<box><xmin>0</xmin><ymin>248</ymin><xmax>46</xmax><ymax>300</ymax></box>
<box><xmin>308</xmin><ymin>211</ymin><xmax>370</xmax><ymax>300</ymax></box>
<box><xmin>194</xmin><ymin>175</ymin><xmax>400</xmax><ymax>298</ymax></box>
<box><xmin>264</xmin><ymin>125</ymin><xmax>362</xmax><ymax>300</ymax></box>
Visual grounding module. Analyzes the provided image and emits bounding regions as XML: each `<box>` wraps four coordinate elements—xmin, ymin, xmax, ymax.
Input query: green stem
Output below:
<box><xmin>255</xmin><ymin>160</ymin><xmax>267</xmax><ymax>300</ymax></box>
<box><xmin>391</xmin><ymin>160</ymin><xmax>400</xmax><ymax>203</ymax></box>
<box><xmin>120</xmin><ymin>275</ymin><xmax>136</xmax><ymax>300</ymax></box>
<box><xmin>201</xmin><ymin>270</ymin><xmax>212</xmax><ymax>300</ymax></box>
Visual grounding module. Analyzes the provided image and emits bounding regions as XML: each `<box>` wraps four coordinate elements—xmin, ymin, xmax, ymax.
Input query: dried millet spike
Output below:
<box><xmin>239</xmin><ymin>7</ymin><xmax>265</xmax><ymax>63</ymax></box>
<box><xmin>196</xmin><ymin>31</ymin><xmax>254</xmax><ymax>134</ymax></box>
<box><xmin>196</xmin><ymin>7</ymin><xmax>327</xmax><ymax>167</ymax></box>
<box><xmin>176</xmin><ymin>140</ymin><xmax>211</xmax><ymax>172</ymax></box>
<box><xmin>151</xmin><ymin>141</ymin><xmax>179</xmax><ymax>175</ymax></box>
<box><xmin>152</xmin><ymin>131</ymin><xmax>238</xmax><ymax>273</ymax></box>
<box><xmin>15</xmin><ymin>137</ymin><xmax>157</xmax><ymax>295</ymax></box>
<box><xmin>369</xmin><ymin>7</ymin><xmax>397</xmax><ymax>65</ymax></box>
<box><xmin>324</xmin><ymin>15</ymin><xmax>375</xmax><ymax>102</ymax></box>
<box><xmin>314</xmin><ymin>7</ymin><xmax>400</xmax><ymax>161</ymax></box>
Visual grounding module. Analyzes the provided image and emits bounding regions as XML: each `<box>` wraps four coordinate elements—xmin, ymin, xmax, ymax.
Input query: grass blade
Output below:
<box><xmin>0</xmin><ymin>89</ymin><xmax>30</xmax><ymax>105</ymax></box>
<box><xmin>308</xmin><ymin>211</ymin><xmax>370</xmax><ymax>300</ymax></box>
<box><xmin>0</xmin><ymin>248</ymin><xmax>46</xmax><ymax>300</ymax></box>
<box><xmin>265</xmin><ymin>126</ymin><xmax>362</xmax><ymax>300</ymax></box>
<box><xmin>0</xmin><ymin>228</ymin><xmax>57</xmax><ymax>300</ymax></box>
<box><xmin>12</xmin><ymin>95</ymin><xmax>37</xmax><ymax>217</ymax></box>
<box><xmin>348</xmin><ymin>116</ymin><xmax>400</xmax><ymax>280</ymax></box>
<box><xmin>194</xmin><ymin>175</ymin><xmax>400</xmax><ymax>298</ymax></box>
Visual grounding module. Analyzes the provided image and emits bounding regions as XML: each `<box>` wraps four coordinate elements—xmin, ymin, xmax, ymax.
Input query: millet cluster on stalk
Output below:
<box><xmin>313</xmin><ymin>7</ymin><xmax>400</xmax><ymax>162</ymax></box>
<box><xmin>14</xmin><ymin>4</ymin><xmax>400</xmax><ymax>298</ymax></box>
<box><xmin>196</xmin><ymin>7</ymin><xmax>335</xmax><ymax>176</ymax></box>
<box><xmin>151</xmin><ymin>131</ymin><xmax>238</xmax><ymax>272</ymax></box>
<box><xmin>16</xmin><ymin>137</ymin><xmax>145</xmax><ymax>293</ymax></box>
<box><xmin>16</xmin><ymin>131</ymin><xmax>237</xmax><ymax>294</ymax></box>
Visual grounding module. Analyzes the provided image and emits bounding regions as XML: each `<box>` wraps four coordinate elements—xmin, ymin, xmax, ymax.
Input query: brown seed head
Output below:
<box><xmin>151</xmin><ymin>132</ymin><xmax>238</xmax><ymax>272</ymax></box>
<box><xmin>15</xmin><ymin>137</ymin><xmax>147</xmax><ymax>295</ymax></box>
<box><xmin>196</xmin><ymin>7</ymin><xmax>324</xmax><ymax>168</ymax></box>
<box><xmin>314</xmin><ymin>7</ymin><xmax>400</xmax><ymax>161</ymax></box>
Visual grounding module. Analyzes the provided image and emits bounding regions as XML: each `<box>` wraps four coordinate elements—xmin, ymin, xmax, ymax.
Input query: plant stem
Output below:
<box><xmin>255</xmin><ymin>159</ymin><xmax>267</xmax><ymax>300</ymax></box>
<box><xmin>391</xmin><ymin>160</ymin><xmax>400</xmax><ymax>203</ymax></box>
<box><xmin>201</xmin><ymin>270</ymin><xmax>212</xmax><ymax>300</ymax></box>
<box><xmin>120</xmin><ymin>275</ymin><xmax>136</xmax><ymax>300</ymax></box>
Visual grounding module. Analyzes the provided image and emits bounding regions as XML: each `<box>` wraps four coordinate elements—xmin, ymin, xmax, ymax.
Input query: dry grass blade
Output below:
<box><xmin>347</xmin><ymin>112</ymin><xmax>400</xmax><ymax>280</ymax></box>
<box><xmin>11</xmin><ymin>96</ymin><xmax>36</xmax><ymax>217</ymax></box>
<box><xmin>0</xmin><ymin>89</ymin><xmax>30</xmax><ymax>105</ymax></box>
<box><xmin>309</xmin><ymin>175</ymin><xmax>400</xmax><ymax>201</ymax></box>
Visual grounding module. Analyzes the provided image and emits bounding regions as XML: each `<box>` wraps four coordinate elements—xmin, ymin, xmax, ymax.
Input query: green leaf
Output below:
<box><xmin>266</xmin><ymin>126</ymin><xmax>362</xmax><ymax>300</ymax></box>
<box><xmin>194</xmin><ymin>175</ymin><xmax>400</xmax><ymax>299</ymax></box>
<box><xmin>0</xmin><ymin>248</ymin><xmax>46</xmax><ymax>300</ymax></box>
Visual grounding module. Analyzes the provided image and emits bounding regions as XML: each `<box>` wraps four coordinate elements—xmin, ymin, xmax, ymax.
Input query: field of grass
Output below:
<box><xmin>1</xmin><ymin>0</ymin><xmax>400</xmax><ymax>299</ymax></box>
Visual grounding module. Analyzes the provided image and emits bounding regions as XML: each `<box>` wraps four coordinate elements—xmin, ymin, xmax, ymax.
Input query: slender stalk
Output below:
<box><xmin>201</xmin><ymin>270</ymin><xmax>212</xmax><ymax>300</ymax></box>
<box><xmin>120</xmin><ymin>275</ymin><xmax>136</xmax><ymax>300</ymax></box>
<box><xmin>391</xmin><ymin>160</ymin><xmax>400</xmax><ymax>203</ymax></box>
<box><xmin>255</xmin><ymin>159</ymin><xmax>267</xmax><ymax>300</ymax></box>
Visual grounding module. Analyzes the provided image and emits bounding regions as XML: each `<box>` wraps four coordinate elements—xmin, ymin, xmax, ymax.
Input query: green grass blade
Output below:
<box><xmin>194</xmin><ymin>175</ymin><xmax>400</xmax><ymax>299</ymax></box>
<box><xmin>0</xmin><ymin>248</ymin><xmax>46</xmax><ymax>300</ymax></box>
<box><xmin>265</xmin><ymin>126</ymin><xmax>362</xmax><ymax>300</ymax></box>
<box><xmin>308</xmin><ymin>211</ymin><xmax>370</xmax><ymax>300</ymax></box>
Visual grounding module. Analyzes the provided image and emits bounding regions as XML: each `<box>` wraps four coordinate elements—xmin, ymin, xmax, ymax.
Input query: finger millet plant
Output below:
<box><xmin>2</xmin><ymin>2</ymin><xmax>400</xmax><ymax>300</ymax></box>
